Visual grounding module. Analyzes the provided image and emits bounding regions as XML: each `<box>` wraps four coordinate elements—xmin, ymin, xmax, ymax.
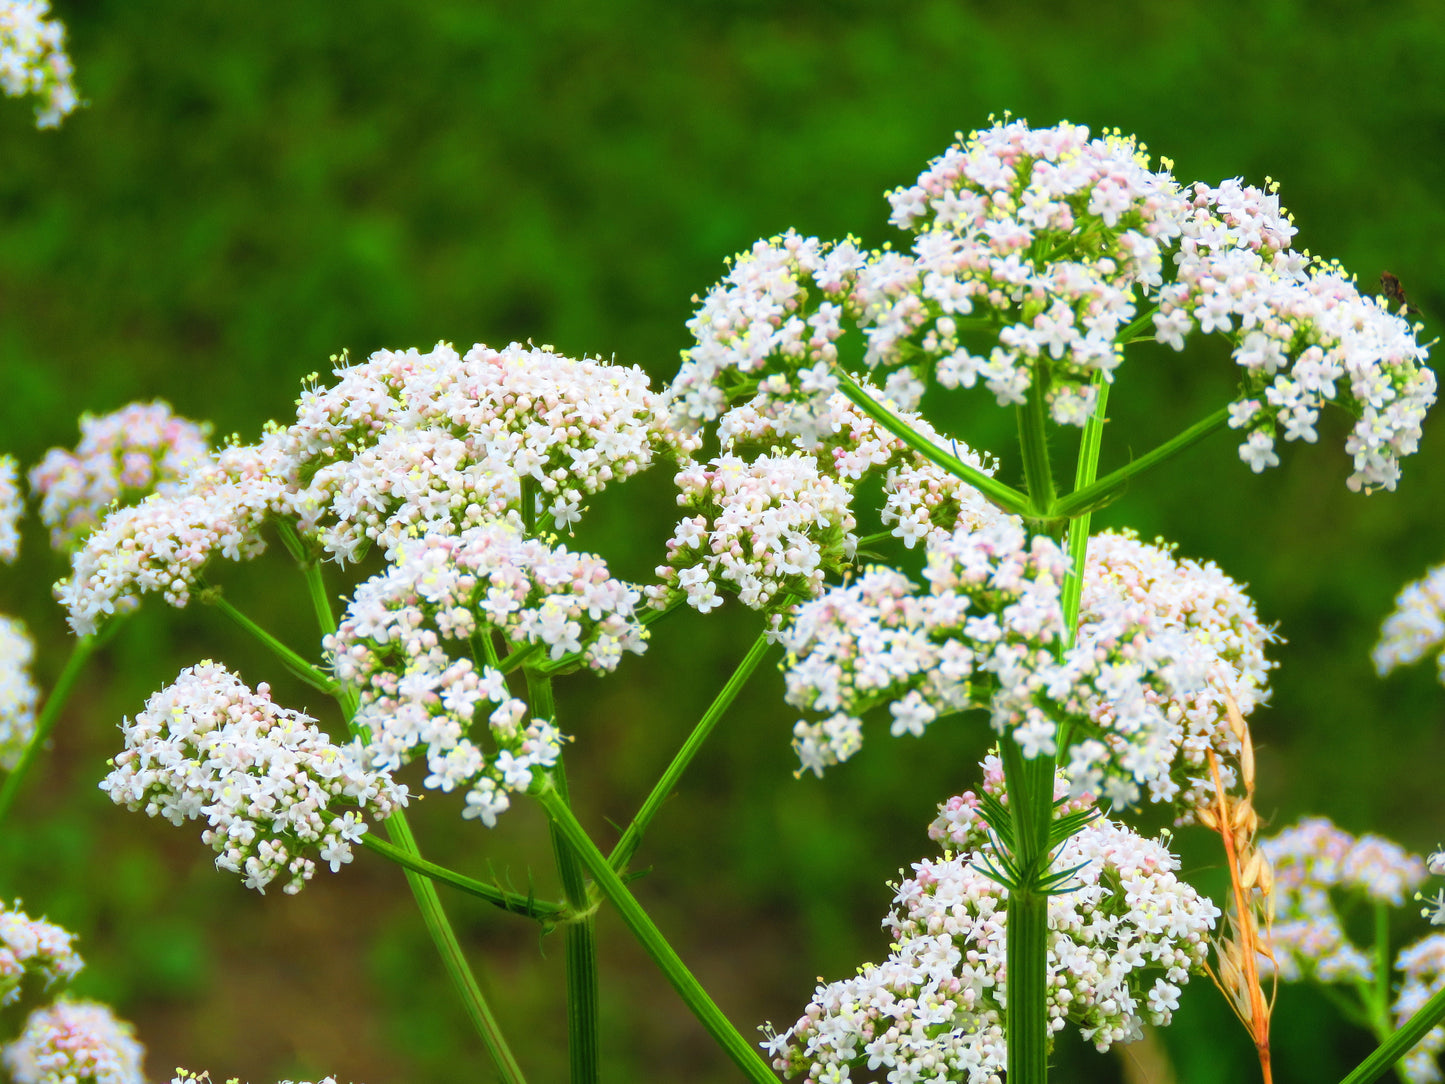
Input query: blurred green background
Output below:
<box><xmin>1</xmin><ymin>0</ymin><xmax>1444</xmax><ymax>1080</ymax></box>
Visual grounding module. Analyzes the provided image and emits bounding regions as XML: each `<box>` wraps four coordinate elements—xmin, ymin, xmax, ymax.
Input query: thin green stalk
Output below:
<box><xmin>1052</xmin><ymin>404</ymin><xmax>1231</xmax><ymax>519</ymax></box>
<box><xmin>1061</xmin><ymin>377</ymin><xmax>1111</xmax><ymax>643</ymax></box>
<box><xmin>527</xmin><ymin>670</ymin><xmax>600</xmax><ymax>1084</ymax></box>
<box><xmin>295</xmin><ymin>550</ymin><xmax>528</xmax><ymax>1081</ymax></box>
<box><xmin>1339</xmin><ymin>982</ymin><xmax>1445</xmax><ymax>1084</ymax></box>
<box><xmin>360</xmin><ymin>833</ymin><xmax>568</xmax><ymax>922</ymax></box>
<box><xmin>610</xmin><ymin>631</ymin><xmax>773</xmax><ymax>874</ymax></box>
<box><xmin>0</xmin><ymin>633</ymin><xmax>100</xmax><ymax>831</ymax></box>
<box><xmin>199</xmin><ymin>582</ymin><xmax>339</xmax><ymax>695</ymax></box>
<box><xmin>535</xmin><ymin>782</ymin><xmax>778</xmax><ymax>1084</ymax></box>
<box><xmin>1372</xmin><ymin>903</ymin><xmax>1393</xmax><ymax>1040</ymax></box>
<box><xmin>832</xmin><ymin>366</ymin><xmax>1035</xmax><ymax>516</ymax></box>
<box><xmin>387</xmin><ymin>811</ymin><xmax>530</xmax><ymax>1084</ymax></box>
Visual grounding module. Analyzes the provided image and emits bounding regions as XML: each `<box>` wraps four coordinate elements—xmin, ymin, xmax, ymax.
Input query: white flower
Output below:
<box><xmin>0</xmin><ymin>455</ymin><xmax>21</xmax><ymax>563</ymax></box>
<box><xmin>30</xmin><ymin>401</ymin><xmax>210</xmax><ymax>551</ymax></box>
<box><xmin>1261</xmin><ymin>818</ymin><xmax>1428</xmax><ymax>984</ymax></box>
<box><xmin>767</xmin><ymin>761</ymin><xmax>1218</xmax><ymax>1080</ymax></box>
<box><xmin>100</xmin><ymin>661</ymin><xmax>406</xmax><ymax>894</ymax></box>
<box><xmin>0</xmin><ymin>615</ymin><xmax>39</xmax><ymax>770</ymax></box>
<box><xmin>1374</xmin><ymin>562</ymin><xmax>1445</xmax><ymax>682</ymax></box>
<box><xmin>4</xmin><ymin>1000</ymin><xmax>143</xmax><ymax>1084</ymax></box>
<box><xmin>0</xmin><ymin>0</ymin><xmax>78</xmax><ymax>128</ymax></box>
<box><xmin>0</xmin><ymin>901</ymin><xmax>83</xmax><ymax>1007</ymax></box>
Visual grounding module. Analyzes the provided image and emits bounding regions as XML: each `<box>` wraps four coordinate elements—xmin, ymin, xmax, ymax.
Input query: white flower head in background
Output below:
<box><xmin>3</xmin><ymin>999</ymin><xmax>144</xmax><ymax>1084</ymax></box>
<box><xmin>30</xmin><ymin>401</ymin><xmax>211</xmax><ymax>552</ymax></box>
<box><xmin>0</xmin><ymin>615</ymin><xmax>39</xmax><ymax>771</ymax></box>
<box><xmin>0</xmin><ymin>900</ymin><xmax>83</xmax><ymax>1007</ymax></box>
<box><xmin>0</xmin><ymin>455</ymin><xmax>21</xmax><ymax>563</ymax></box>
<box><xmin>0</xmin><ymin>0</ymin><xmax>78</xmax><ymax>128</ymax></box>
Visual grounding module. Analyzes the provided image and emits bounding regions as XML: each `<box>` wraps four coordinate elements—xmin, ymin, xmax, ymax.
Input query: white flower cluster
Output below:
<box><xmin>281</xmin><ymin>342</ymin><xmax>695</xmax><ymax>560</ymax></box>
<box><xmin>783</xmin><ymin>524</ymin><xmax>1263</xmax><ymax>809</ymax></box>
<box><xmin>675</xmin><ymin>119</ymin><xmax>1434</xmax><ymax>493</ymax></box>
<box><xmin>0</xmin><ymin>615</ymin><xmax>39</xmax><ymax>770</ymax></box>
<box><xmin>1260</xmin><ymin>817</ymin><xmax>1428</xmax><ymax>983</ymax></box>
<box><xmin>172</xmin><ymin>1074</ymin><xmax>359</xmax><ymax>1084</ymax></box>
<box><xmin>1073</xmin><ymin>529</ymin><xmax>1274</xmax><ymax>814</ymax></box>
<box><xmin>100</xmin><ymin>661</ymin><xmax>406</xmax><ymax>894</ymax></box>
<box><xmin>1394</xmin><ymin>934</ymin><xmax>1445</xmax><ymax>1083</ymax></box>
<box><xmin>0</xmin><ymin>454</ymin><xmax>21</xmax><ymax>562</ymax></box>
<box><xmin>657</xmin><ymin>379</ymin><xmax>1002</xmax><ymax>615</ymax></box>
<box><xmin>328</xmin><ymin>521</ymin><xmax>635</xmax><ymax>825</ymax></box>
<box><xmin>1374</xmin><ymin>562</ymin><xmax>1445</xmax><ymax>683</ymax></box>
<box><xmin>0</xmin><ymin>0</ymin><xmax>77</xmax><ymax>128</ymax></box>
<box><xmin>58</xmin><ymin>342</ymin><xmax>690</xmax><ymax>636</ymax></box>
<box><xmin>670</xmin><ymin>231</ymin><xmax>868</xmax><ymax>432</ymax></box>
<box><xmin>56</xmin><ymin>440</ymin><xmax>284</xmax><ymax>636</ymax></box>
<box><xmin>655</xmin><ymin>452</ymin><xmax>858</xmax><ymax>613</ymax></box>
<box><xmin>29</xmin><ymin>401</ymin><xmax>211</xmax><ymax>551</ymax></box>
<box><xmin>3</xmin><ymin>1000</ymin><xmax>144</xmax><ymax>1084</ymax></box>
<box><xmin>763</xmin><ymin>760</ymin><xmax>1218</xmax><ymax>1081</ymax></box>
<box><xmin>0</xmin><ymin>901</ymin><xmax>82</xmax><ymax>1007</ymax></box>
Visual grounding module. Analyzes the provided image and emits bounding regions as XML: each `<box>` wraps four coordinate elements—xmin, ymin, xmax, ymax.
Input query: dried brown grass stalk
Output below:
<box><xmin>1195</xmin><ymin>692</ymin><xmax>1277</xmax><ymax>1084</ymax></box>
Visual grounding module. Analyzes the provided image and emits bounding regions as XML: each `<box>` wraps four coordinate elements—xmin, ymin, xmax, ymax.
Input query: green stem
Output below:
<box><xmin>0</xmin><ymin>632</ymin><xmax>101</xmax><ymax>831</ymax></box>
<box><xmin>1006</xmin><ymin>888</ymin><xmax>1051</xmax><ymax>1084</ymax></box>
<box><xmin>294</xmin><ymin>546</ymin><xmax>526</xmax><ymax>1080</ymax></box>
<box><xmin>1060</xmin><ymin>377</ymin><xmax>1110</xmax><ymax>645</ymax></box>
<box><xmin>832</xmin><ymin>366</ymin><xmax>1035</xmax><ymax>517</ymax></box>
<box><xmin>386</xmin><ymin>811</ymin><xmax>530</xmax><ymax>1084</ymax></box>
<box><xmin>1006</xmin><ymin>380</ymin><xmax>1068</xmax><ymax>1084</ymax></box>
<box><xmin>535</xmin><ymin>781</ymin><xmax>778</xmax><ymax>1084</ymax></box>
<box><xmin>1371</xmin><ymin>903</ymin><xmax>1393</xmax><ymax>1040</ymax></box>
<box><xmin>609</xmin><ymin>631</ymin><xmax>773</xmax><ymax>875</ymax></box>
<box><xmin>1338</xmin><ymin>982</ymin><xmax>1445</xmax><ymax>1084</ymax></box>
<box><xmin>1052</xmin><ymin>404</ymin><xmax>1231</xmax><ymax>519</ymax></box>
<box><xmin>199</xmin><ymin>582</ymin><xmax>339</xmax><ymax>695</ymax></box>
<box><xmin>1017</xmin><ymin>359</ymin><xmax>1058</xmax><ymax>519</ymax></box>
<box><xmin>527</xmin><ymin>671</ymin><xmax>600</xmax><ymax>1084</ymax></box>
<box><xmin>360</xmin><ymin>833</ymin><xmax>567</xmax><ymax>922</ymax></box>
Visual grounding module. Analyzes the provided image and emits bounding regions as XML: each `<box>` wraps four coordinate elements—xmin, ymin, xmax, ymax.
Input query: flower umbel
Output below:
<box><xmin>3</xmin><ymin>999</ymin><xmax>144</xmax><ymax>1084</ymax></box>
<box><xmin>764</xmin><ymin>759</ymin><xmax>1219</xmax><ymax>1081</ymax></box>
<box><xmin>100</xmin><ymin>661</ymin><xmax>406</xmax><ymax>894</ymax></box>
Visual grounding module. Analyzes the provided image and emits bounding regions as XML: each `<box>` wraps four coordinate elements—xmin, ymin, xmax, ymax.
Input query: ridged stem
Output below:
<box><xmin>526</xmin><ymin>669</ymin><xmax>600</xmax><ymax>1084</ymax></box>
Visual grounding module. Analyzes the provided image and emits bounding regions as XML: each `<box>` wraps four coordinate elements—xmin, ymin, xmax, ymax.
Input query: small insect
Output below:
<box><xmin>1380</xmin><ymin>272</ymin><xmax>1422</xmax><ymax>317</ymax></box>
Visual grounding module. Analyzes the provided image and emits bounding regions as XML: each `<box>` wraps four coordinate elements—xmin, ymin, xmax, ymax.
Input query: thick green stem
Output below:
<box><xmin>1017</xmin><ymin>360</ymin><xmax>1058</xmax><ymax>519</ymax></box>
<box><xmin>1339</xmin><ymin>981</ymin><xmax>1445</xmax><ymax>1084</ymax></box>
<box><xmin>535</xmin><ymin>782</ymin><xmax>777</xmax><ymax>1084</ymax></box>
<box><xmin>832</xmin><ymin>366</ymin><xmax>1035</xmax><ymax>516</ymax></box>
<box><xmin>295</xmin><ymin>548</ymin><xmax>527</xmax><ymax>1080</ymax></box>
<box><xmin>527</xmin><ymin>670</ymin><xmax>600</xmax><ymax>1084</ymax></box>
<box><xmin>360</xmin><ymin>833</ymin><xmax>567</xmax><ymax>922</ymax></box>
<box><xmin>1005</xmin><ymin>377</ymin><xmax>1074</xmax><ymax>1084</ymax></box>
<box><xmin>386</xmin><ymin>811</ymin><xmax>530</xmax><ymax>1084</ymax></box>
<box><xmin>0</xmin><ymin>633</ymin><xmax>100</xmax><ymax>831</ymax></box>
<box><xmin>609</xmin><ymin>631</ymin><xmax>773</xmax><ymax>874</ymax></box>
<box><xmin>199</xmin><ymin>583</ymin><xmax>339</xmax><ymax>695</ymax></box>
<box><xmin>1006</xmin><ymin>889</ymin><xmax>1051</xmax><ymax>1084</ymax></box>
<box><xmin>1052</xmin><ymin>404</ymin><xmax>1231</xmax><ymax>519</ymax></box>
